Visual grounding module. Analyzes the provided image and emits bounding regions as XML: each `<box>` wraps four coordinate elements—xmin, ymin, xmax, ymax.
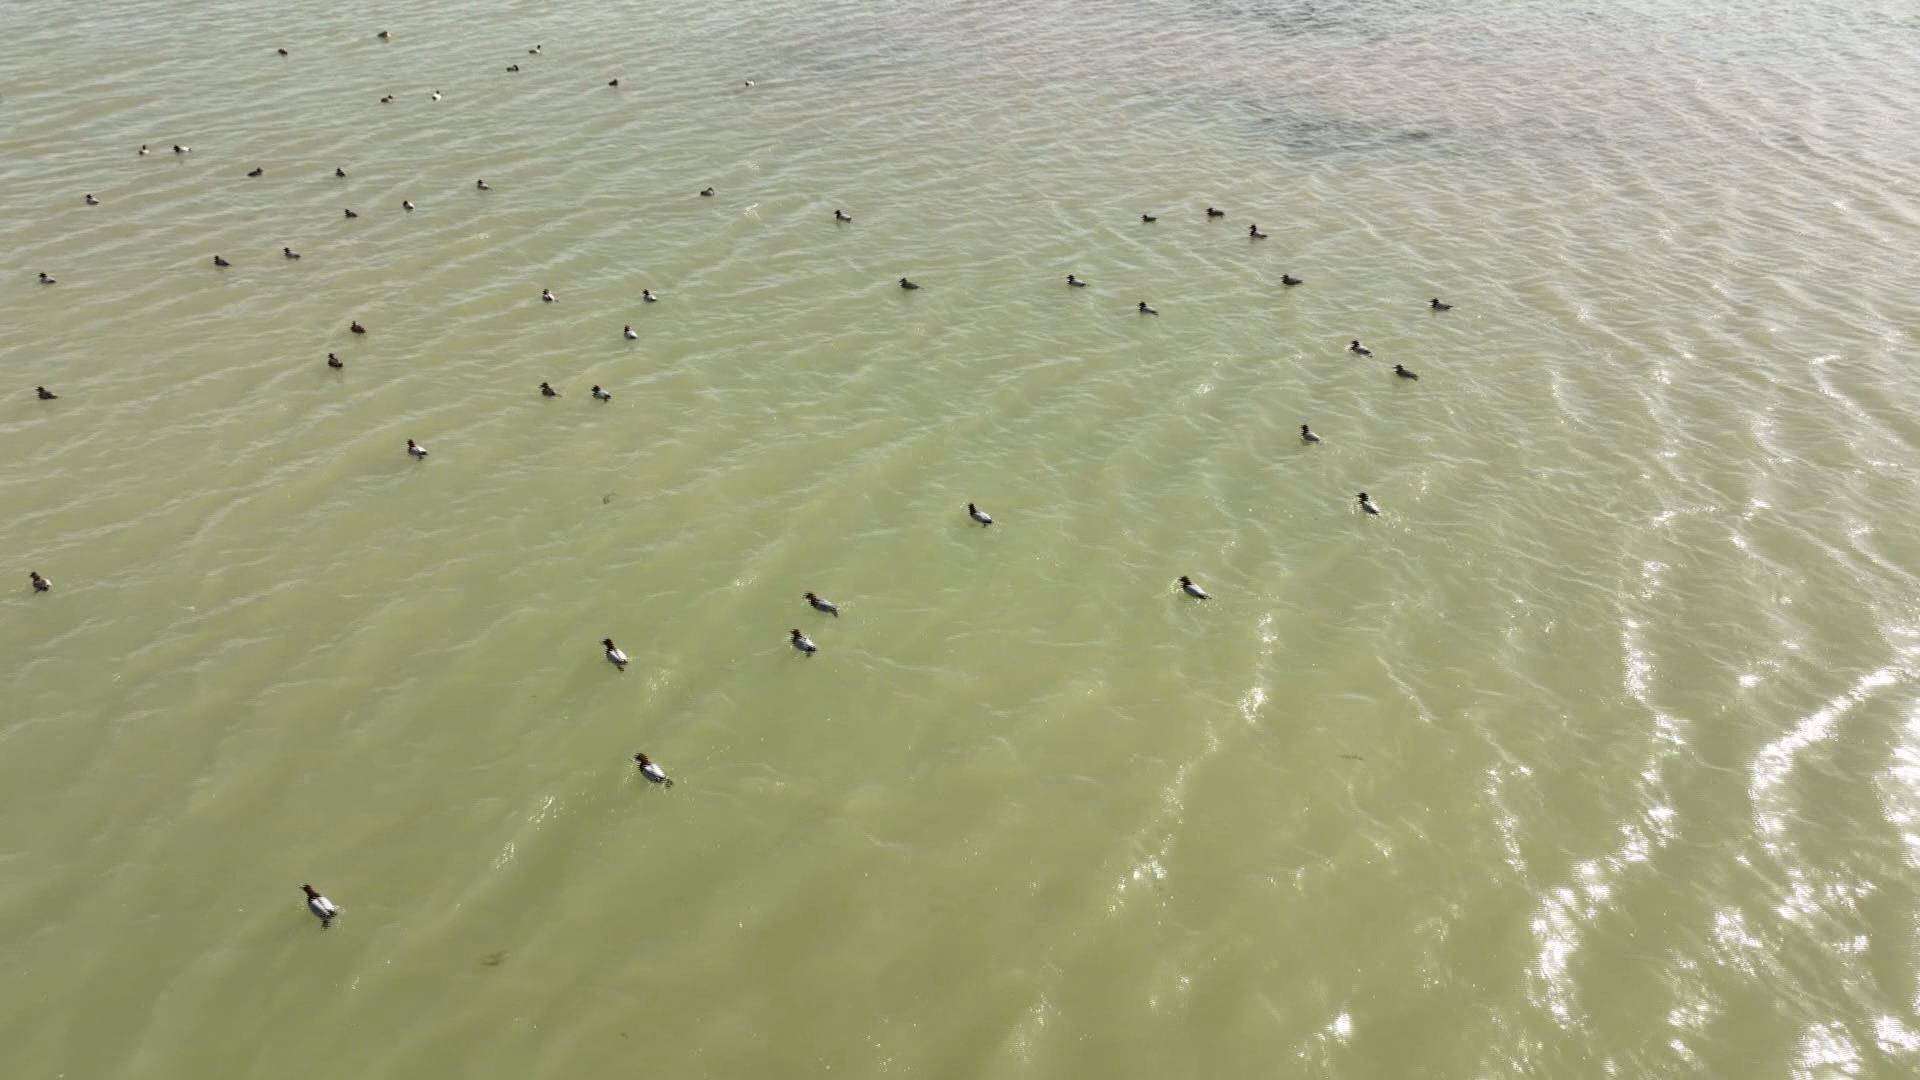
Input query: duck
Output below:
<box><xmin>1141</xmin><ymin>213</ymin><xmax>1157</xmax><ymax>223</ymax></box>
<box><xmin>541</xmin><ymin>288</ymin><xmax>556</xmax><ymax>303</ymax></box>
<box><xmin>591</xmin><ymin>385</ymin><xmax>613</xmax><ymax>402</ymax></box>
<box><xmin>641</xmin><ymin>289</ymin><xmax>657</xmax><ymax>303</ymax></box>
<box><xmin>804</xmin><ymin>592</ymin><xmax>840</xmax><ymax>617</ymax></box>
<box><xmin>1248</xmin><ymin>223</ymin><xmax>1267</xmax><ymax>239</ymax></box>
<box><xmin>301</xmin><ymin>884</ymin><xmax>338</xmax><ymax>927</ymax></box>
<box><xmin>1066</xmin><ymin>274</ymin><xmax>1087</xmax><ymax>287</ymax></box>
<box><xmin>633</xmin><ymin>753</ymin><xmax>673</xmax><ymax>787</ymax></box>
<box><xmin>623</xmin><ymin>324</ymin><xmax>638</xmax><ymax>340</ymax></box>
<box><xmin>172</xmin><ymin>144</ymin><xmax>190</xmax><ymax>154</ymax></box>
<box><xmin>36</xmin><ymin>386</ymin><xmax>57</xmax><ymax>400</ymax></box>
<box><xmin>406</xmin><ymin>438</ymin><xmax>428</xmax><ymax>458</ymax></box>
<box><xmin>608</xmin><ymin>79</ymin><xmax>620</xmax><ymax>87</ymax></box>
<box><xmin>377</xmin><ymin>30</ymin><xmax>390</xmax><ymax>39</ymax></box>
<box><xmin>834</xmin><ymin>209</ymin><xmax>852</xmax><ymax>222</ymax></box>
<box><xmin>476</xmin><ymin>179</ymin><xmax>490</xmax><ymax>190</ymax></box>
<box><xmin>1206</xmin><ymin>206</ymin><xmax>1225</xmax><ymax>218</ymax></box>
<box><xmin>539</xmin><ymin>381</ymin><xmax>559</xmax><ymax>398</ymax></box>
<box><xmin>139</xmin><ymin>144</ymin><xmax>150</xmax><ymax>155</ymax></box>
<box><xmin>1281</xmin><ymin>274</ymin><xmax>1303</xmax><ymax>287</ymax></box>
<box><xmin>276</xmin><ymin>48</ymin><xmax>288</xmax><ymax>56</ymax></box>
<box><xmin>344</xmin><ymin>208</ymin><xmax>359</xmax><ymax>218</ymax></box>
<box><xmin>335</xmin><ymin>167</ymin><xmax>346</xmax><ymax>177</ymax></box>
<box><xmin>349</xmin><ymin>320</ymin><xmax>366</xmax><ymax>334</ymax></box>
<box><xmin>506</xmin><ymin>64</ymin><xmax>519</xmax><ymax>73</ymax></box>
<box><xmin>37</xmin><ymin>272</ymin><xmax>55</xmax><ymax>285</ymax></box>
<box><xmin>1138</xmin><ymin>301</ymin><xmax>1158</xmax><ymax>315</ymax></box>
<box><xmin>326</xmin><ymin>353</ymin><xmax>343</xmax><ymax>369</ymax></box>
<box><xmin>1300</xmin><ymin>424</ymin><xmax>1321</xmax><ymax>444</ymax></box>
<box><xmin>84</xmin><ymin>194</ymin><xmax>99</xmax><ymax>205</ymax></box>
<box><xmin>402</xmin><ymin>199</ymin><xmax>415</xmax><ymax>211</ymax></box>
<box><xmin>29</xmin><ymin>571</ymin><xmax>51</xmax><ymax>593</ymax></box>
<box><xmin>282</xmin><ymin>247</ymin><xmax>300</xmax><ymax>259</ymax></box>
<box><xmin>743</xmin><ymin>80</ymin><xmax>756</xmax><ymax>87</ymax></box>
<box><xmin>1394</xmin><ymin>364</ymin><xmax>1419</xmax><ymax>380</ymax></box>
<box><xmin>247</xmin><ymin>167</ymin><xmax>264</xmax><ymax>178</ymax></box>
<box><xmin>699</xmin><ymin>186</ymin><xmax>714</xmax><ymax>197</ymax></box>
<box><xmin>603</xmin><ymin>638</ymin><xmax>629</xmax><ymax>670</ymax></box>
<box><xmin>528</xmin><ymin>44</ymin><xmax>543</xmax><ymax>55</ymax></box>
<box><xmin>967</xmin><ymin>502</ymin><xmax>993</xmax><ymax>526</ymax></box>
<box><xmin>1178</xmin><ymin>575</ymin><xmax>1212</xmax><ymax>600</ymax></box>
<box><xmin>430</xmin><ymin>90</ymin><xmax>442</xmax><ymax>101</ymax></box>
<box><xmin>212</xmin><ymin>255</ymin><xmax>231</xmax><ymax>268</ymax></box>
<box><xmin>898</xmin><ymin>277</ymin><xmax>920</xmax><ymax>290</ymax></box>
<box><xmin>1349</xmin><ymin>340</ymin><xmax>1371</xmax><ymax>356</ymax></box>
<box><xmin>789</xmin><ymin>629</ymin><xmax>818</xmax><ymax>656</ymax></box>
<box><xmin>380</xmin><ymin>95</ymin><xmax>394</xmax><ymax>104</ymax></box>
<box><xmin>1429</xmin><ymin>298</ymin><xmax>1452</xmax><ymax>311</ymax></box>
<box><xmin>1357</xmin><ymin>492</ymin><xmax>1381</xmax><ymax>515</ymax></box>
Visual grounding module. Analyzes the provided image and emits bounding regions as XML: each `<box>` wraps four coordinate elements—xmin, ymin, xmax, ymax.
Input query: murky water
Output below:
<box><xmin>4</xmin><ymin>1</ymin><xmax>1919</xmax><ymax>1076</ymax></box>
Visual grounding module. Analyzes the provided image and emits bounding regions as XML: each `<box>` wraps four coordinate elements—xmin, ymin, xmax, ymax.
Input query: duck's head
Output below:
<box><xmin>602</xmin><ymin>638</ymin><xmax>616</xmax><ymax>648</ymax></box>
<box><xmin>634</xmin><ymin>752</ymin><xmax>651</xmax><ymax>766</ymax></box>
<box><xmin>301</xmin><ymin>884</ymin><xmax>319</xmax><ymax>899</ymax></box>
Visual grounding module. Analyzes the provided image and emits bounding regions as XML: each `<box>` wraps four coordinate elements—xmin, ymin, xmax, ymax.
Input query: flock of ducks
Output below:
<box><xmin>21</xmin><ymin>31</ymin><xmax>1461</xmax><ymax>931</ymax></box>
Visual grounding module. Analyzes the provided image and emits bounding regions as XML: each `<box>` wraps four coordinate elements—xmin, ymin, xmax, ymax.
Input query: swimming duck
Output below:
<box><xmin>529</xmin><ymin>45</ymin><xmax>542</xmax><ymax>55</ymax></box>
<box><xmin>406</xmin><ymin>438</ymin><xmax>427</xmax><ymax>458</ymax></box>
<box><xmin>139</xmin><ymin>144</ymin><xmax>150</xmax><ymax>155</ymax></box>
<box><xmin>1430</xmin><ymin>298</ymin><xmax>1452</xmax><ymax>311</ymax></box>
<box><xmin>789</xmin><ymin>629</ymin><xmax>818</xmax><ymax>656</ymax></box>
<box><xmin>634</xmin><ymin>753</ymin><xmax>673</xmax><ymax>787</ymax></box>
<box><xmin>1281</xmin><ymin>274</ymin><xmax>1302</xmax><ymax>287</ymax></box>
<box><xmin>326</xmin><ymin>353</ymin><xmax>343</xmax><ymax>369</ymax></box>
<box><xmin>212</xmin><ymin>255</ymin><xmax>231</xmax><ymax>267</ymax></box>
<box><xmin>1394</xmin><ymin>364</ymin><xmax>1419</xmax><ymax>380</ymax></box>
<box><xmin>1067</xmin><ymin>274</ymin><xmax>1087</xmax><ymax>287</ymax></box>
<box><xmin>1357</xmin><ymin>492</ymin><xmax>1381</xmax><ymax>515</ymax></box>
<box><xmin>1349</xmin><ymin>340</ymin><xmax>1371</xmax><ymax>356</ymax></box>
<box><xmin>476</xmin><ymin>179</ymin><xmax>490</xmax><ymax>190</ymax></box>
<box><xmin>744</xmin><ymin>80</ymin><xmax>756</xmax><ymax>87</ymax></box>
<box><xmin>172</xmin><ymin>144</ymin><xmax>190</xmax><ymax>154</ymax></box>
<box><xmin>1248</xmin><ymin>223</ymin><xmax>1267</xmax><ymax>239</ymax></box>
<box><xmin>29</xmin><ymin>571</ymin><xmax>50</xmax><ymax>593</ymax></box>
<box><xmin>1138</xmin><ymin>301</ymin><xmax>1158</xmax><ymax>315</ymax></box>
<box><xmin>804</xmin><ymin>592</ymin><xmax>840</xmax><ymax>617</ymax></box>
<box><xmin>247</xmin><ymin>167</ymin><xmax>263</xmax><ymax>178</ymax></box>
<box><xmin>1178</xmin><ymin>575</ymin><xmax>1211</xmax><ymax>600</ymax></box>
<box><xmin>834</xmin><ymin>209</ymin><xmax>852</xmax><ymax>222</ymax></box>
<box><xmin>402</xmin><ymin>199</ymin><xmax>415</xmax><ymax>211</ymax></box>
<box><xmin>430</xmin><ymin>91</ymin><xmax>441</xmax><ymax>101</ymax></box>
<box><xmin>968</xmin><ymin>502</ymin><xmax>993</xmax><ymax>526</ymax></box>
<box><xmin>506</xmin><ymin>64</ymin><xmax>519</xmax><ymax>72</ymax></box>
<box><xmin>36</xmin><ymin>386</ymin><xmax>57</xmax><ymax>399</ymax></box>
<box><xmin>623</xmin><ymin>324</ymin><xmax>638</xmax><ymax>340</ymax></box>
<box><xmin>380</xmin><ymin>95</ymin><xmax>394</xmax><ymax>103</ymax></box>
<box><xmin>1206</xmin><ymin>207</ymin><xmax>1225</xmax><ymax>218</ymax></box>
<box><xmin>377</xmin><ymin>30</ymin><xmax>389</xmax><ymax>39</ymax></box>
<box><xmin>1300</xmin><ymin>424</ymin><xmax>1321</xmax><ymax>444</ymax></box>
<box><xmin>603</xmin><ymin>638</ymin><xmax>629</xmax><ymax>670</ymax></box>
<box><xmin>591</xmin><ymin>385</ymin><xmax>612</xmax><ymax>402</ymax></box>
<box><xmin>539</xmin><ymin>382</ymin><xmax>559</xmax><ymax>398</ymax></box>
<box><xmin>283</xmin><ymin>247</ymin><xmax>301</xmax><ymax>259</ymax></box>
<box><xmin>37</xmin><ymin>272</ymin><xmax>55</xmax><ymax>284</ymax></box>
<box><xmin>276</xmin><ymin>48</ymin><xmax>288</xmax><ymax>56</ymax></box>
<box><xmin>301</xmin><ymin>884</ymin><xmax>337</xmax><ymax>927</ymax></box>
<box><xmin>699</xmin><ymin>186</ymin><xmax>714</xmax><ymax>197</ymax></box>
<box><xmin>350</xmin><ymin>320</ymin><xmax>366</xmax><ymax>334</ymax></box>
<box><xmin>84</xmin><ymin>194</ymin><xmax>99</xmax><ymax>205</ymax></box>
<box><xmin>1141</xmin><ymin>213</ymin><xmax>1157</xmax><ymax>223</ymax></box>
<box><xmin>641</xmin><ymin>289</ymin><xmax>657</xmax><ymax>303</ymax></box>
<box><xmin>344</xmin><ymin>208</ymin><xmax>359</xmax><ymax>218</ymax></box>
<box><xmin>608</xmin><ymin>79</ymin><xmax>620</xmax><ymax>87</ymax></box>
<box><xmin>335</xmin><ymin>167</ymin><xmax>346</xmax><ymax>177</ymax></box>
<box><xmin>541</xmin><ymin>288</ymin><xmax>556</xmax><ymax>303</ymax></box>
<box><xmin>899</xmin><ymin>277</ymin><xmax>920</xmax><ymax>290</ymax></box>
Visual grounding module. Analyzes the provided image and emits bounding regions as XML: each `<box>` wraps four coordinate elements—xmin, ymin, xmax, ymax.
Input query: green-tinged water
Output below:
<box><xmin>4</xmin><ymin>0</ymin><xmax>1920</xmax><ymax>1076</ymax></box>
